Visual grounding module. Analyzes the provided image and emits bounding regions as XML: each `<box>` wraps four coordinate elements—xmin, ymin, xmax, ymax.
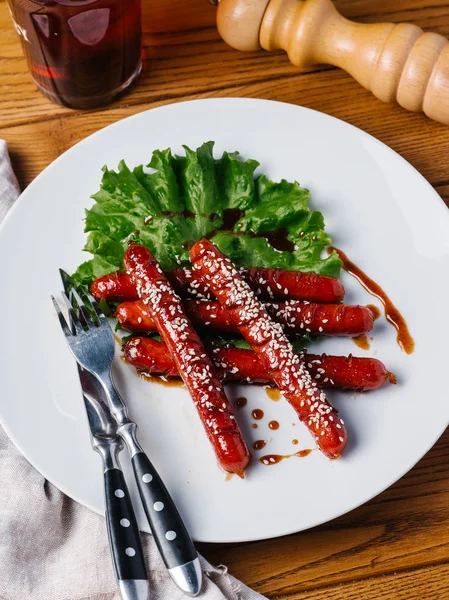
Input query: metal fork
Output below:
<box><xmin>51</xmin><ymin>290</ymin><xmax>202</xmax><ymax>597</ymax></box>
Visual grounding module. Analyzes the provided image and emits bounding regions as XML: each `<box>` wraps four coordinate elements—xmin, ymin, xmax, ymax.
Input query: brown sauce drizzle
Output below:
<box><xmin>254</xmin><ymin>228</ymin><xmax>295</xmax><ymax>253</ymax></box>
<box><xmin>182</xmin><ymin>240</ymin><xmax>194</xmax><ymax>251</ymax></box>
<box><xmin>211</xmin><ymin>223</ymin><xmax>294</xmax><ymax>252</ymax></box>
<box><xmin>265</xmin><ymin>388</ymin><xmax>281</xmax><ymax>401</ymax></box>
<box><xmin>213</xmin><ymin>208</ymin><xmax>295</xmax><ymax>252</ymax></box>
<box><xmin>121</xmin><ymin>354</ymin><xmax>184</xmax><ymax>387</ymax></box>
<box><xmin>222</xmin><ymin>208</ymin><xmax>244</xmax><ymax>229</ymax></box>
<box><xmin>226</xmin><ymin>470</ymin><xmax>245</xmax><ymax>480</ymax></box>
<box><xmin>159</xmin><ymin>209</ymin><xmax>209</xmax><ymax>220</ymax></box>
<box><xmin>268</xmin><ymin>420</ymin><xmax>280</xmax><ymax>430</ymax></box>
<box><xmin>296</xmin><ymin>449</ymin><xmax>312</xmax><ymax>458</ymax></box>
<box><xmin>251</xmin><ymin>408</ymin><xmax>264</xmax><ymax>420</ymax></box>
<box><xmin>330</xmin><ymin>247</ymin><xmax>414</xmax><ymax>354</ymax></box>
<box><xmin>253</xmin><ymin>440</ymin><xmax>267</xmax><ymax>450</ymax></box>
<box><xmin>260</xmin><ymin>449</ymin><xmax>312</xmax><ymax>465</ymax></box>
<box><xmin>235</xmin><ymin>397</ymin><xmax>248</xmax><ymax>409</ymax></box>
<box><xmin>353</xmin><ymin>334</ymin><xmax>370</xmax><ymax>350</ymax></box>
<box><xmin>388</xmin><ymin>372</ymin><xmax>398</xmax><ymax>385</ymax></box>
<box><xmin>367</xmin><ymin>304</ymin><xmax>381</xmax><ymax>321</ymax></box>
<box><xmin>137</xmin><ymin>369</ymin><xmax>184</xmax><ymax>387</ymax></box>
<box><xmin>138</xmin><ymin>371</ymin><xmax>185</xmax><ymax>387</ymax></box>
<box><xmin>252</xmin><ymin>423</ymin><xmax>258</xmax><ymax>429</ymax></box>
<box><xmin>292</xmin><ymin>439</ymin><xmax>299</xmax><ymax>445</ymax></box>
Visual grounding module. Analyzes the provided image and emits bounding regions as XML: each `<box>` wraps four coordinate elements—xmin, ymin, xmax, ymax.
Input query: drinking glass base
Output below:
<box><xmin>34</xmin><ymin>60</ymin><xmax>143</xmax><ymax>110</ymax></box>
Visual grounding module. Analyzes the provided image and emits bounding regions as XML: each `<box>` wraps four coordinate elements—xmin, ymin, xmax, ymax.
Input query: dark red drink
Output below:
<box><xmin>7</xmin><ymin>0</ymin><xmax>142</xmax><ymax>109</ymax></box>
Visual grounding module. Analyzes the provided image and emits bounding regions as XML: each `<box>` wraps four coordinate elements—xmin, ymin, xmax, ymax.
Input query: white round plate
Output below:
<box><xmin>1</xmin><ymin>99</ymin><xmax>448</xmax><ymax>543</ymax></box>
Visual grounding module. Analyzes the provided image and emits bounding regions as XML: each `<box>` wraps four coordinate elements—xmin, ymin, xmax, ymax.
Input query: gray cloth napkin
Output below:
<box><xmin>0</xmin><ymin>141</ymin><xmax>266</xmax><ymax>600</ymax></box>
<box><xmin>0</xmin><ymin>140</ymin><xmax>20</xmax><ymax>222</ymax></box>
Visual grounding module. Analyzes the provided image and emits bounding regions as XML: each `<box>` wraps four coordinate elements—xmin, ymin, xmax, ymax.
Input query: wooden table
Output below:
<box><xmin>2</xmin><ymin>1</ymin><xmax>449</xmax><ymax>598</ymax></box>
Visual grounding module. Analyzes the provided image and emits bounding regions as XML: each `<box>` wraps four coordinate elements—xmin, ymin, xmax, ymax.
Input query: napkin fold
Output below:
<box><xmin>0</xmin><ymin>140</ymin><xmax>266</xmax><ymax>600</ymax></box>
<box><xmin>0</xmin><ymin>140</ymin><xmax>20</xmax><ymax>223</ymax></box>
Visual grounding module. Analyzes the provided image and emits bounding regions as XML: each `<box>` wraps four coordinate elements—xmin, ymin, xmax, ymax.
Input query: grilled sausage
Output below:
<box><xmin>91</xmin><ymin>266</ymin><xmax>344</xmax><ymax>303</ymax></box>
<box><xmin>123</xmin><ymin>243</ymin><xmax>250</xmax><ymax>476</ymax></box>
<box><xmin>122</xmin><ymin>336</ymin><xmax>390</xmax><ymax>392</ymax></box>
<box><xmin>245</xmin><ymin>267</ymin><xmax>344</xmax><ymax>302</ymax></box>
<box><xmin>116</xmin><ymin>299</ymin><xmax>373</xmax><ymax>337</ymax></box>
<box><xmin>190</xmin><ymin>239</ymin><xmax>348</xmax><ymax>459</ymax></box>
<box><xmin>91</xmin><ymin>271</ymin><xmax>138</xmax><ymax>302</ymax></box>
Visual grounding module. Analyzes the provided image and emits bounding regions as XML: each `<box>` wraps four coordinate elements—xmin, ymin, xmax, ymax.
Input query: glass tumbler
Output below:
<box><xmin>7</xmin><ymin>0</ymin><xmax>142</xmax><ymax>109</ymax></box>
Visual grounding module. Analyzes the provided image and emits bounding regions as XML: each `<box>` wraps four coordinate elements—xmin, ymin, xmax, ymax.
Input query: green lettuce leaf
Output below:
<box><xmin>72</xmin><ymin>143</ymin><xmax>342</xmax><ymax>291</ymax></box>
<box><xmin>128</xmin><ymin>216</ymin><xmax>190</xmax><ymax>270</ymax></box>
<box><xmin>73</xmin><ymin>257</ymin><xmax>121</xmax><ymax>287</ymax></box>
<box><xmin>135</xmin><ymin>148</ymin><xmax>184</xmax><ymax>213</ymax></box>
<box><xmin>217</xmin><ymin>151</ymin><xmax>259</xmax><ymax>210</ymax></box>
<box><xmin>93</xmin><ymin>161</ymin><xmax>160</xmax><ymax>216</ymax></box>
<box><xmin>178</xmin><ymin>142</ymin><xmax>220</xmax><ymax>216</ymax></box>
<box><xmin>236</xmin><ymin>176</ymin><xmax>310</xmax><ymax>233</ymax></box>
<box><xmin>289</xmin><ymin>212</ymin><xmax>342</xmax><ymax>277</ymax></box>
<box><xmin>211</xmin><ymin>231</ymin><xmax>295</xmax><ymax>269</ymax></box>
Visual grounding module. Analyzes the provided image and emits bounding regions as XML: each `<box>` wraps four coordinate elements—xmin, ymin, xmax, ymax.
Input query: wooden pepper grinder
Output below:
<box><xmin>217</xmin><ymin>0</ymin><xmax>449</xmax><ymax>125</ymax></box>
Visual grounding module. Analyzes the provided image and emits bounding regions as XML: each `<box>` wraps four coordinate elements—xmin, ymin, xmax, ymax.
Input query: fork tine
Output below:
<box><xmin>71</xmin><ymin>288</ymin><xmax>97</xmax><ymax>329</ymax></box>
<box><xmin>59</xmin><ymin>268</ymin><xmax>74</xmax><ymax>294</ymax></box>
<box><xmin>51</xmin><ymin>295</ymin><xmax>73</xmax><ymax>338</ymax></box>
<box><xmin>86</xmin><ymin>292</ymin><xmax>110</xmax><ymax>325</ymax></box>
<box><xmin>61</xmin><ymin>291</ymin><xmax>84</xmax><ymax>334</ymax></box>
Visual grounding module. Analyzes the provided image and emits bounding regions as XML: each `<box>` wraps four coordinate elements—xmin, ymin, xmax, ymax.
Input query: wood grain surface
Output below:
<box><xmin>1</xmin><ymin>1</ymin><xmax>449</xmax><ymax>598</ymax></box>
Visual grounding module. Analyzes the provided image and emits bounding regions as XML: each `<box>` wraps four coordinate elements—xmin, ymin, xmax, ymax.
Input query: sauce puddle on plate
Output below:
<box><xmin>265</xmin><ymin>388</ymin><xmax>281</xmax><ymax>401</ymax></box>
<box><xmin>253</xmin><ymin>440</ymin><xmax>267</xmax><ymax>451</ymax></box>
<box><xmin>353</xmin><ymin>334</ymin><xmax>370</xmax><ymax>350</ymax></box>
<box><xmin>138</xmin><ymin>371</ymin><xmax>185</xmax><ymax>387</ymax></box>
<box><xmin>121</xmin><ymin>352</ymin><xmax>185</xmax><ymax>387</ymax></box>
<box><xmin>235</xmin><ymin>397</ymin><xmax>248</xmax><ymax>409</ymax></box>
<box><xmin>252</xmin><ymin>409</ymin><xmax>264</xmax><ymax>420</ymax></box>
<box><xmin>260</xmin><ymin>449</ymin><xmax>312</xmax><ymax>465</ymax></box>
<box><xmin>388</xmin><ymin>372</ymin><xmax>398</xmax><ymax>385</ymax></box>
